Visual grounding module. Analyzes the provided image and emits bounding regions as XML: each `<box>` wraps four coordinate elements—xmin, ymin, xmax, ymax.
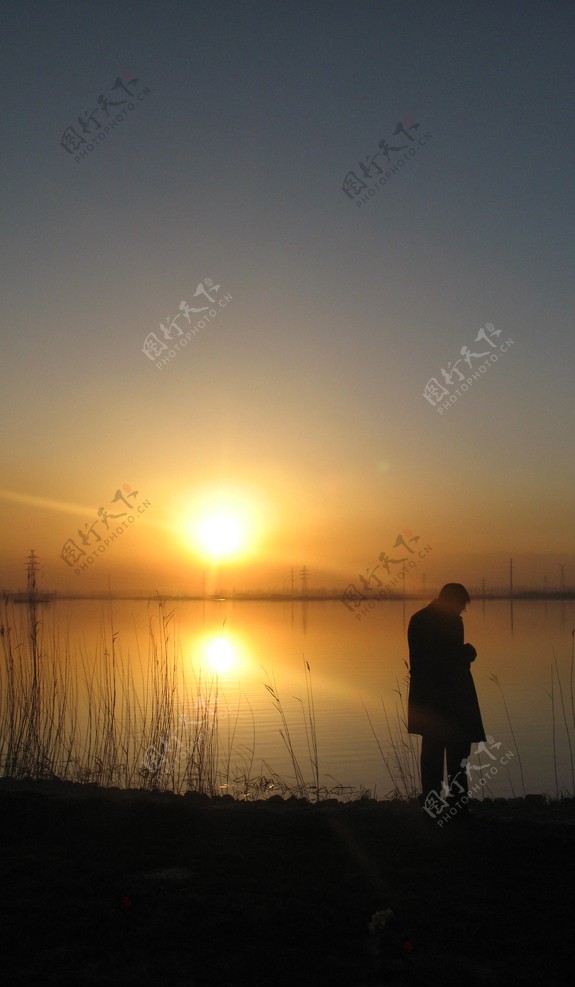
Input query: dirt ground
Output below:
<box><xmin>2</xmin><ymin>778</ymin><xmax>574</xmax><ymax>986</ymax></box>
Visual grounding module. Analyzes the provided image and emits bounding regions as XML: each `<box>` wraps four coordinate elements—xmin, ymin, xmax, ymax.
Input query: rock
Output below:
<box><xmin>524</xmin><ymin>793</ymin><xmax>547</xmax><ymax>806</ymax></box>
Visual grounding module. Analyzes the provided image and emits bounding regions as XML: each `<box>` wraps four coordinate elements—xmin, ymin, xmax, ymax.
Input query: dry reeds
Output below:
<box><xmin>362</xmin><ymin>666</ymin><xmax>420</xmax><ymax>799</ymax></box>
<box><xmin>0</xmin><ymin>600</ymin><xmax>345</xmax><ymax>801</ymax></box>
<box><xmin>0</xmin><ymin>598</ymin><xmax>244</xmax><ymax>797</ymax></box>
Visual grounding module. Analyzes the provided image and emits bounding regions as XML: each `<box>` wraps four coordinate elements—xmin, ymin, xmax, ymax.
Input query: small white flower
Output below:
<box><xmin>368</xmin><ymin>908</ymin><xmax>394</xmax><ymax>934</ymax></box>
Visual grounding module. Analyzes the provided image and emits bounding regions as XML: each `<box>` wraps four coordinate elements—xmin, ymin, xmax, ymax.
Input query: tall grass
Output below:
<box><xmin>0</xmin><ymin>598</ymin><xmax>247</xmax><ymax>797</ymax></box>
<box><xmin>264</xmin><ymin>658</ymin><xmax>323</xmax><ymax>800</ymax></box>
<box><xmin>489</xmin><ymin>673</ymin><xmax>526</xmax><ymax>797</ymax></box>
<box><xmin>362</xmin><ymin>666</ymin><xmax>420</xmax><ymax>799</ymax></box>
<box><xmin>0</xmin><ymin>600</ymin><xmax>348</xmax><ymax>801</ymax></box>
<box><xmin>0</xmin><ymin>598</ymin><xmax>78</xmax><ymax>780</ymax></box>
<box><xmin>547</xmin><ymin>644</ymin><xmax>575</xmax><ymax>799</ymax></box>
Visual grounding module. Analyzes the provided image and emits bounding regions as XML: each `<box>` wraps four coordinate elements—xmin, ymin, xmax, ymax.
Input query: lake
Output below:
<box><xmin>3</xmin><ymin>597</ymin><xmax>574</xmax><ymax>799</ymax></box>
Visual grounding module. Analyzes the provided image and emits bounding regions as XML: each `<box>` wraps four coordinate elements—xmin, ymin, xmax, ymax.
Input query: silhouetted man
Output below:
<box><xmin>407</xmin><ymin>583</ymin><xmax>485</xmax><ymax>816</ymax></box>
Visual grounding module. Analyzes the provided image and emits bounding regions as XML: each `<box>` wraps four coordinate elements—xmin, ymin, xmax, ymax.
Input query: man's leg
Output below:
<box><xmin>420</xmin><ymin>736</ymin><xmax>445</xmax><ymax>805</ymax></box>
<box><xmin>446</xmin><ymin>742</ymin><xmax>471</xmax><ymax>813</ymax></box>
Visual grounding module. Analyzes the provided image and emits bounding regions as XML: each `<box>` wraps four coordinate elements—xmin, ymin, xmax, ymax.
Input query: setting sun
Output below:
<box><xmin>179</xmin><ymin>485</ymin><xmax>266</xmax><ymax>564</ymax></box>
<box><xmin>195</xmin><ymin>511</ymin><xmax>247</xmax><ymax>559</ymax></box>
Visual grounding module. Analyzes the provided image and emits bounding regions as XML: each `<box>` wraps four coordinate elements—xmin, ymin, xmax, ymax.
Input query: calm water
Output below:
<box><xmin>21</xmin><ymin>597</ymin><xmax>575</xmax><ymax>798</ymax></box>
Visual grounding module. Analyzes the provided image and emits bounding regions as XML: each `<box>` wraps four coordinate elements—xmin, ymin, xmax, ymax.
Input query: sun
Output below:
<box><xmin>181</xmin><ymin>488</ymin><xmax>262</xmax><ymax>563</ymax></box>
<box><xmin>195</xmin><ymin>511</ymin><xmax>246</xmax><ymax>559</ymax></box>
<box><xmin>193</xmin><ymin>509</ymin><xmax>248</xmax><ymax>560</ymax></box>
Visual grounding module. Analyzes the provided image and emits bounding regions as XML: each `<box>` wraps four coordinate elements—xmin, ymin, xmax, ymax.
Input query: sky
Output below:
<box><xmin>1</xmin><ymin>0</ymin><xmax>574</xmax><ymax>596</ymax></box>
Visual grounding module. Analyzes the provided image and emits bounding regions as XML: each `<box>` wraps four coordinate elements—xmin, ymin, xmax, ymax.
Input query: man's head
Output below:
<box><xmin>438</xmin><ymin>582</ymin><xmax>471</xmax><ymax>614</ymax></box>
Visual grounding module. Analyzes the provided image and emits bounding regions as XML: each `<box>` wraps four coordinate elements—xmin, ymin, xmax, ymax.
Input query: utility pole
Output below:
<box><xmin>509</xmin><ymin>557</ymin><xmax>514</xmax><ymax>636</ymax></box>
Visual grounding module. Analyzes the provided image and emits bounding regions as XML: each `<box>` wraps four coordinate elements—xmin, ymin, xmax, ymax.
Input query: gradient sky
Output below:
<box><xmin>1</xmin><ymin>0</ymin><xmax>574</xmax><ymax>595</ymax></box>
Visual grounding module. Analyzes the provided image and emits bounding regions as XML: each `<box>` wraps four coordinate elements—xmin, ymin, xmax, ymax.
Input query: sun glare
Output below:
<box><xmin>182</xmin><ymin>487</ymin><xmax>263</xmax><ymax>562</ymax></box>
<box><xmin>195</xmin><ymin>511</ymin><xmax>246</xmax><ymax>559</ymax></box>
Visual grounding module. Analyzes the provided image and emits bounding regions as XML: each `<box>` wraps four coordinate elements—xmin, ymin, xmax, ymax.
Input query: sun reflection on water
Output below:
<box><xmin>204</xmin><ymin>635</ymin><xmax>235</xmax><ymax>674</ymax></box>
<box><xmin>186</xmin><ymin>628</ymin><xmax>250</xmax><ymax>680</ymax></box>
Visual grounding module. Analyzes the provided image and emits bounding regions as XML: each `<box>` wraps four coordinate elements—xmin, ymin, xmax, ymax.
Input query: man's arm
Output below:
<box><xmin>442</xmin><ymin>614</ymin><xmax>477</xmax><ymax>666</ymax></box>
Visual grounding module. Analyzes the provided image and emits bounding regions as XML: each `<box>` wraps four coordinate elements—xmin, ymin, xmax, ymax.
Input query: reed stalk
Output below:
<box><xmin>489</xmin><ymin>674</ymin><xmax>526</xmax><ymax>796</ymax></box>
<box><xmin>553</xmin><ymin>651</ymin><xmax>575</xmax><ymax>795</ymax></box>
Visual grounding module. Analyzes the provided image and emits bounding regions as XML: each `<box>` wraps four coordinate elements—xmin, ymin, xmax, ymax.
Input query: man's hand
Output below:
<box><xmin>463</xmin><ymin>643</ymin><xmax>477</xmax><ymax>662</ymax></box>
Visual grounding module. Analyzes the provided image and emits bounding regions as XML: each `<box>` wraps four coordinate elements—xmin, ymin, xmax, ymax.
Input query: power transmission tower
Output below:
<box><xmin>26</xmin><ymin>549</ymin><xmax>40</xmax><ymax>598</ymax></box>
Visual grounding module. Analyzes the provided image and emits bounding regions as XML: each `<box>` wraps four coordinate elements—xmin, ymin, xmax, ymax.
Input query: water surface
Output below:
<box><xmin>27</xmin><ymin>596</ymin><xmax>575</xmax><ymax>799</ymax></box>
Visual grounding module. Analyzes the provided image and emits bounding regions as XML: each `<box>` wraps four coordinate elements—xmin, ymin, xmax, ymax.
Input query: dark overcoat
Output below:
<box><xmin>407</xmin><ymin>599</ymin><xmax>485</xmax><ymax>743</ymax></box>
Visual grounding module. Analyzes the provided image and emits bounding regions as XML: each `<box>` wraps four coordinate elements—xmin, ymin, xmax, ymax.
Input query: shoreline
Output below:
<box><xmin>2</xmin><ymin>774</ymin><xmax>575</xmax><ymax>813</ymax></box>
<box><xmin>3</xmin><ymin>777</ymin><xmax>575</xmax><ymax>985</ymax></box>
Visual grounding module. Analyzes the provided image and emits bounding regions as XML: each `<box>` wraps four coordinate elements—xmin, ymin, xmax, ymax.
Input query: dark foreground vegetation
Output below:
<box><xmin>2</xmin><ymin>778</ymin><xmax>575</xmax><ymax>987</ymax></box>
